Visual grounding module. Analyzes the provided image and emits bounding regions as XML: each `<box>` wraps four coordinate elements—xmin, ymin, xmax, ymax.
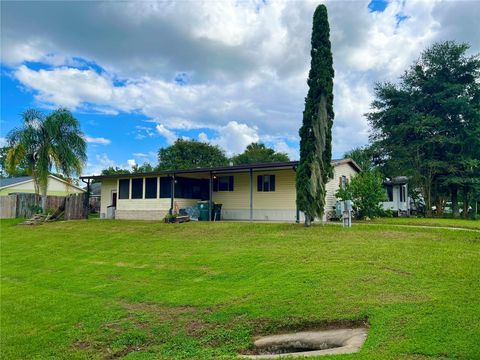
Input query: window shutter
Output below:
<box><xmin>270</xmin><ymin>175</ymin><xmax>275</xmax><ymax>192</ymax></box>
<box><xmin>339</xmin><ymin>176</ymin><xmax>342</xmax><ymax>187</ymax></box>
<box><xmin>229</xmin><ymin>176</ymin><xmax>234</xmax><ymax>191</ymax></box>
<box><xmin>346</xmin><ymin>177</ymin><xmax>349</xmax><ymax>185</ymax></box>
<box><xmin>257</xmin><ymin>175</ymin><xmax>263</xmax><ymax>192</ymax></box>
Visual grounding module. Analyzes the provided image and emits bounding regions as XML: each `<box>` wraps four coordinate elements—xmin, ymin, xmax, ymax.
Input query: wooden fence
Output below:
<box><xmin>0</xmin><ymin>193</ymin><xmax>88</xmax><ymax>220</ymax></box>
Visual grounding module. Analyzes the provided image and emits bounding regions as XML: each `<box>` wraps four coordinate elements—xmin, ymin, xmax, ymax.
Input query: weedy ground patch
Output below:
<box><xmin>1</xmin><ymin>219</ymin><xmax>479</xmax><ymax>359</ymax></box>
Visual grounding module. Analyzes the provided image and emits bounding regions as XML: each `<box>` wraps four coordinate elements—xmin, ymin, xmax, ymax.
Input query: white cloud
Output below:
<box><xmin>155</xmin><ymin>124</ymin><xmax>177</xmax><ymax>145</ymax></box>
<box><xmin>132</xmin><ymin>151</ymin><xmax>157</xmax><ymax>165</ymax></box>
<box><xmin>3</xmin><ymin>0</ymin><xmax>479</xmax><ymax>161</ymax></box>
<box><xmin>85</xmin><ymin>135</ymin><xmax>111</xmax><ymax>145</ymax></box>
<box><xmin>127</xmin><ymin>159</ymin><xmax>136</xmax><ymax>168</ymax></box>
<box><xmin>200</xmin><ymin>121</ymin><xmax>259</xmax><ymax>155</ymax></box>
<box><xmin>84</xmin><ymin>153</ymin><xmax>116</xmax><ymax>175</ymax></box>
<box><xmin>15</xmin><ymin>65</ymin><xmax>113</xmax><ymax>109</ymax></box>
<box><xmin>84</xmin><ymin>153</ymin><xmax>141</xmax><ymax>175</ymax></box>
<box><xmin>273</xmin><ymin>140</ymin><xmax>299</xmax><ymax>161</ymax></box>
<box><xmin>0</xmin><ymin>137</ymin><xmax>7</xmax><ymax>147</ymax></box>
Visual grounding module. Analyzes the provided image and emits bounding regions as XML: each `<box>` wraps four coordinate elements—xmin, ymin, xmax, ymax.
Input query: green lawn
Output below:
<box><xmin>359</xmin><ymin>217</ymin><xmax>480</xmax><ymax>230</ymax></box>
<box><xmin>1</xmin><ymin>219</ymin><xmax>479</xmax><ymax>359</ymax></box>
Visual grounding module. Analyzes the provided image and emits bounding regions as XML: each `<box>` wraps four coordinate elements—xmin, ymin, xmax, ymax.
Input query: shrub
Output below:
<box><xmin>336</xmin><ymin>170</ymin><xmax>387</xmax><ymax>220</ymax></box>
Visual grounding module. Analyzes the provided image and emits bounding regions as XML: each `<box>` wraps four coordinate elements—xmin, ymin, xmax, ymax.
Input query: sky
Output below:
<box><xmin>1</xmin><ymin>0</ymin><xmax>479</xmax><ymax>175</ymax></box>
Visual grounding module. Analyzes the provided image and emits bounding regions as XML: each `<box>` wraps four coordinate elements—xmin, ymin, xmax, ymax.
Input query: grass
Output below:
<box><xmin>1</xmin><ymin>219</ymin><xmax>479</xmax><ymax>359</ymax></box>
<box><xmin>360</xmin><ymin>217</ymin><xmax>480</xmax><ymax>230</ymax></box>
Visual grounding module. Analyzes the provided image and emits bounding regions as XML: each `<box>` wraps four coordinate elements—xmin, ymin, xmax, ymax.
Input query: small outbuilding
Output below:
<box><xmin>381</xmin><ymin>176</ymin><xmax>409</xmax><ymax>216</ymax></box>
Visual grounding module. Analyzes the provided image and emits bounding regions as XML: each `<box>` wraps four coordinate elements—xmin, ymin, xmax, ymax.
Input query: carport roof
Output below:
<box><xmin>80</xmin><ymin>158</ymin><xmax>361</xmax><ymax>181</ymax></box>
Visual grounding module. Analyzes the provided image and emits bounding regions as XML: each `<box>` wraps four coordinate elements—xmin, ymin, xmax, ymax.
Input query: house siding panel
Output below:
<box><xmin>324</xmin><ymin>163</ymin><xmax>359</xmax><ymax>219</ymax></box>
<box><xmin>100</xmin><ymin>179</ymin><xmax>117</xmax><ymax>216</ymax></box>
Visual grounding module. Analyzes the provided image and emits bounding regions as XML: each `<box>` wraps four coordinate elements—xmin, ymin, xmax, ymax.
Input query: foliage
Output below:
<box><xmin>163</xmin><ymin>212</ymin><xmax>177</xmax><ymax>223</ymax></box>
<box><xmin>157</xmin><ymin>139</ymin><xmax>228</xmax><ymax>170</ymax></box>
<box><xmin>231</xmin><ymin>143</ymin><xmax>289</xmax><ymax>165</ymax></box>
<box><xmin>0</xmin><ymin>146</ymin><xmax>30</xmax><ymax>178</ymax></box>
<box><xmin>342</xmin><ymin>146</ymin><xmax>378</xmax><ymax>172</ymax></box>
<box><xmin>367</xmin><ymin>41</ymin><xmax>480</xmax><ymax>217</ymax></box>
<box><xmin>336</xmin><ymin>170</ymin><xmax>387</xmax><ymax>219</ymax></box>
<box><xmin>100</xmin><ymin>166</ymin><xmax>131</xmax><ymax>176</ymax></box>
<box><xmin>131</xmin><ymin>162</ymin><xmax>154</xmax><ymax>173</ymax></box>
<box><xmin>296</xmin><ymin>4</ymin><xmax>334</xmax><ymax>226</ymax></box>
<box><xmin>1</xmin><ymin>219</ymin><xmax>479</xmax><ymax>359</ymax></box>
<box><xmin>6</xmin><ymin>108</ymin><xmax>87</xmax><ymax>212</ymax></box>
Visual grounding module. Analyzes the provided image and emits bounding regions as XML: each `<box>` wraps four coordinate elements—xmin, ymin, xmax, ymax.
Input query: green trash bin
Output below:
<box><xmin>197</xmin><ymin>201</ymin><xmax>210</xmax><ymax>221</ymax></box>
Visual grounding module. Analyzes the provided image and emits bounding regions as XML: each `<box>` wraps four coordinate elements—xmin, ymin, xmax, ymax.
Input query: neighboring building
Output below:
<box><xmin>0</xmin><ymin>175</ymin><xmax>85</xmax><ymax>196</ymax></box>
<box><xmin>85</xmin><ymin>182</ymin><xmax>101</xmax><ymax>212</ymax></box>
<box><xmin>381</xmin><ymin>176</ymin><xmax>409</xmax><ymax>215</ymax></box>
<box><xmin>88</xmin><ymin>182</ymin><xmax>102</xmax><ymax>200</ymax></box>
<box><xmin>81</xmin><ymin>159</ymin><xmax>360</xmax><ymax>222</ymax></box>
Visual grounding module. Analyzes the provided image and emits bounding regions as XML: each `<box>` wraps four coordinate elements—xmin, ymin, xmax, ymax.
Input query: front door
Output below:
<box><xmin>112</xmin><ymin>191</ymin><xmax>117</xmax><ymax>207</ymax></box>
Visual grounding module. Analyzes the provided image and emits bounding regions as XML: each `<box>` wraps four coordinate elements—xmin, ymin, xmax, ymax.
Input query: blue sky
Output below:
<box><xmin>1</xmin><ymin>0</ymin><xmax>479</xmax><ymax>175</ymax></box>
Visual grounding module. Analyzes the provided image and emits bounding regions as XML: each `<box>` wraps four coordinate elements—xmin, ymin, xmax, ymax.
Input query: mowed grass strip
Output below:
<box><xmin>1</xmin><ymin>219</ymin><xmax>479</xmax><ymax>359</ymax></box>
<box><xmin>358</xmin><ymin>217</ymin><xmax>480</xmax><ymax>230</ymax></box>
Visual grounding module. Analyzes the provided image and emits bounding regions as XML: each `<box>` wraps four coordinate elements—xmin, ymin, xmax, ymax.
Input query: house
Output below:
<box><xmin>0</xmin><ymin>175</ymin><xmax>85</xmax><ymax>196</ymax></box>
<box><xmin>80</xmin><ymin>159</ymin><xmax>361</xmax><ymax>222</ymax></box>
<box><xmin>381</xmin><ymin>176</ymin><xmax>409</xmax><ymax>215</ymax></box>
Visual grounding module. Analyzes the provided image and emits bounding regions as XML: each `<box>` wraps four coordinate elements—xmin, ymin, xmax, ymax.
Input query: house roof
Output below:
<box><xmin>0</xmin><ymin>174</ymin><xmax>86</xmax><ymax>192</ymax></box>
<box><xmin>384</xmin><ymin>176</ymin><xmax>409</xmax><ymax>185</ymax></box>
<box><xmin>0</xmin><ymin>176</ymin><xmax>32</xmax><ymax>188</ymax></box>
<box><xmin>80</xmin><ymin>158</ymin><xmax>361</xmax><ymax>181</ymax></box>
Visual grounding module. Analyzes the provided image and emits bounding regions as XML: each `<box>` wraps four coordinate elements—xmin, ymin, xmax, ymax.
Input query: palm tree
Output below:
<box><xmin>6</xmin><ymin>108</ymin><xmax>87</xmax><ymax>212</ymax></box>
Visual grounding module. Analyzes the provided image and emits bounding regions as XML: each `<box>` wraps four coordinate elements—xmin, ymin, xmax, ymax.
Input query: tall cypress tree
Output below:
<box><xmin>296</xmin><ymin>4</ymin><xmax>334</xmax><ymax>226</ymax></box>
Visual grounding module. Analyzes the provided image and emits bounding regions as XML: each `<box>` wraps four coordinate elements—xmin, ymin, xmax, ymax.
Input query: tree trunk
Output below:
<box><xmin>462</xmin><ymin>188</ymin><xmax>469</xmax><ymax>219</ymax></box>
<box><xmin>451</xmin><ymin>186</ymin><xmax>459</xmax><ymax>218</ymax></box>
<box><xmin>41</xmin><ymin>188</ymin><xmax>47</xmax><ymax>214</ymax></box>
<box><xmin>304</xmin><ymin>216</ymin><xmax>312</xmax><ymax>227</ymax></box>
<box><xmin>424</xmin><ymin>180</ymin><xmax>432</xmax><ymax>217</ymax></box>
<box><xmin>435</xmin><ymin>197</ymin><xmax>444</xmax><ymax>217</ymax></box>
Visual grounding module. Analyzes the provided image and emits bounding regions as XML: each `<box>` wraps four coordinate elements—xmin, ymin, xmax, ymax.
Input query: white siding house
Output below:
<box><xmin>83</xmin><ymin>159</ymin><xmax>361</xmax><ymax>222</ymax></box>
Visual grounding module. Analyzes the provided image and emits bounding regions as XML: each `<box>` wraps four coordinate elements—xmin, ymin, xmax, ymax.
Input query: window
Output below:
<box><xmin>400</xmin><ymin>185</ymin><xmax>406</xmax><ymax>202</ymax></box>
<box><xmin>160</xmin><ymin>177</ymin><xmax>172</xmax><ymax>198</ymax></box>
<box><xmin>386</xmin><ymin>185</ymin><xmax>393</xmax><ymax>202</ymax></box>
<box><xmin>119</xmin><ymin>179</ymin><xmax>130</xmax><ymax>199</ymax></box>
<box><xmin>145</xmin><ymin>177</ymin><xmax>158</xmax><ymax>199</ymax></box>
<box><xmin>340</xmin><ymin>175</ymin><xmax>347</xmax><ymax>190</ymax></box>
<box><xmin>257</xmin><ymin>175</ymin><xmax>276</xmax><ymax>192</ymax></box>
<box><xmin>131</xmin><ymin>178</ymin><xmax>143</xmax><ymax>199</ymax></box>
<box><xmin>213</xmin><ymin>176</ymin><xmax>234</xmax><ymax>192</ymax></box>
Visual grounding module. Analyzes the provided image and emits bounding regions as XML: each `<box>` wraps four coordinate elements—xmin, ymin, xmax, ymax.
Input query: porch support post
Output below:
<box><xmin>249</xmin><ymin>168</ymin><xmax>253</xmax><ymax>221</ymax></box>
<box><xmin>209</xmin><ymin>171</ymin><xmax>213</xmax><ymax>221</ymax></box>
<box><xmin>294</xmin><ymin>166</ymin><xmax>300</xmax><ymax>223</ymax></box>
<box><xmin>170</xmin><ymin>173</ymin><xmax>175</xmax><ymax>215</ymax></box>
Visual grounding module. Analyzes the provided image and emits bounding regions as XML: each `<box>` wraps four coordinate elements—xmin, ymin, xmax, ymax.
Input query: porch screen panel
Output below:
<box><xmin>119</xmin><ymin>179</ymin><xmax>130</xmax><ymax>199</ymax></box>
<box><xmin>145</xmin><ymin>177</ymin><xmax>157</xmax><ymax>198</ymax></box>
<box><xmin>131</xmin><ymin>178</ymin><xmax>143</xmax><ymax>199</ymax></box>
<box><xmin>160</xmin><ymin>177</ymin><xmax>172</xmax><ymax>198</ymax></box>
